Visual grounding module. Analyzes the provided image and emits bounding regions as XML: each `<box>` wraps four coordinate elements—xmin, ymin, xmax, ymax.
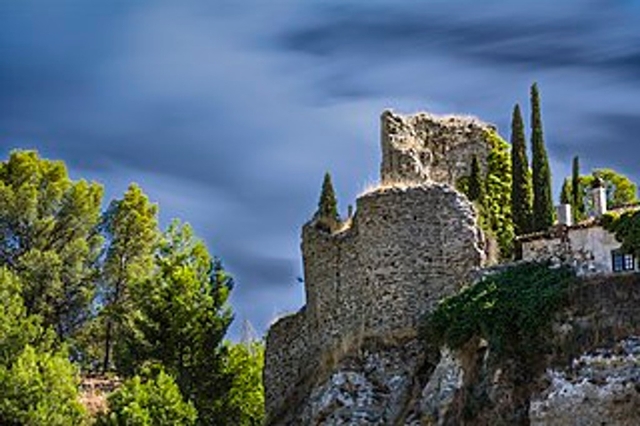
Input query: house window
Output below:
<box><xmin>612</xmin><ymin>250</ymin><xmax>635</xmax><ymax>272</ymax></box>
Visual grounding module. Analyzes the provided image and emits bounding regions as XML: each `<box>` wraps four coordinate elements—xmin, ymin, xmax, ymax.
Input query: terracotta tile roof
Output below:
<box><xmin>516</xmin><ymin>205</ymin><xmax>640</xmax><ymax>243</ymax></box>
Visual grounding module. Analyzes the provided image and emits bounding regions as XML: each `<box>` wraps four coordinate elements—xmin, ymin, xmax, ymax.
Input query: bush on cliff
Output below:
<box><xmin>98</xmin><ymin>367</ymin><xmax>197</xmax><ymax>426</ymax></box>
<box><xmin>422</xmin><ymin>262</ymin><xmax>574</xmax><ymax>363</ymax></box>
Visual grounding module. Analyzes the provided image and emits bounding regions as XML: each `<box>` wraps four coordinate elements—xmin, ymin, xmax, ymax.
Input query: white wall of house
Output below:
<box><xmin>522</xmin><ymin>226</ymin><xmax>626</xmax><ymax>275</ymax></box>
<box><xmin>567</xmin><ymin>227</ymin><xmax>623</xmax><ymax>274</ymax></box>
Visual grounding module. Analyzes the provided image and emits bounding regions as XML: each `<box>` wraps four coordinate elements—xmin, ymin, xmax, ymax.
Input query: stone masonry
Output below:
<box><xmin>264</xmin><ymin>110</ymin><xmax>493</xmax><ymax>424</ymax></box>
<box><xmin>380</xmin><ymin>110</ymin><xmax>495</xmax><ymax>186</ymax></box>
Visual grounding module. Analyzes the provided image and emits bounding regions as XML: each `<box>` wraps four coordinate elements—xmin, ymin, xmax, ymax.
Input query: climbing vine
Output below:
<box><xmin>458</xmin><ymin>130</ymin><xmax>514</xmax><ymax>260</ymax></box>
<box><xmin>422</xmin><ymin>262</ymin><xmax>575</xmax><ymax>361</ymax></box>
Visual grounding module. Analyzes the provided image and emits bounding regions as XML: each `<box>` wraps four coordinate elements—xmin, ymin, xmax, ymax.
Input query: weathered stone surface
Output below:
<box><xmin>264</xmin><ymin>109</ymin><xmax>494</xmax><ymax>424</ymax></box>
<box><xmin>300</xmin><ymin>339</ymin><xmax>424</xmax><ymax>426</ymax></box>
<box><xmin>531</xmin><ymin>336</ymin><xmax>640</xmax><ymax>426</ymax></box>
<box><xmin>264</xmin><ymin>183</ymin><xmax>485</xmax><ymax>424</ymax></box>
<box><xmin>418</xmin><ymin>348</ymin><xmax>464</xmax><ymax>425</ymax></box>
<box><xmin>380</xmin><ymin>110</ymin><xmax>494</xmax><ymax>186</ymax></box>
<box><xmin>263</xmin><ymin>108</ymin><xmax>640</xmax><ymax>425</ymax></box>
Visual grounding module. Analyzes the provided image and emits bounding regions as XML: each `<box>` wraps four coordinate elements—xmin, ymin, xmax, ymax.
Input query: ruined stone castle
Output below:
<box><xmin>263</xmin><ymin>110</ymin><xmax>498</xmax><ymax>423</ymax></box>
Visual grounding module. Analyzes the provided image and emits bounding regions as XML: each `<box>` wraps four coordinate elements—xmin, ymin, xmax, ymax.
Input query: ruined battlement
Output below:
<box><xmin>264</xmin><ymin>110</ymin><xmax>493</xmax><ymax>423</ymax></box>
<box><xmin>380</xmin><ymin>110</ymin><xmax>495</xmax><ymax>186</ymax></box>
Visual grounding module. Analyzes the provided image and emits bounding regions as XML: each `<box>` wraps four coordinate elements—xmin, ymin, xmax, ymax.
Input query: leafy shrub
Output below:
<box><xmin>423</xmin><ymin>262</ymin><xmax>574</xmax><ymax>362</ymax></box>
<box><xmin>98</xmin><ymin>367</ymin><xmax>196</xmax><ymax>426</ymax></box>
<box><xmin>0</xmin><ymin>267</ymin><xmax>88</xmax><ymax>425</ymax></box>
<box><xmin>213</xmin><ymin>342</ymin><xmax>265</xmax><ymax>426</ymax></box>
<box><xmin>0</xmin><ymin>345</ymin><xmax>88</xmax><ymax>425</ymax></box>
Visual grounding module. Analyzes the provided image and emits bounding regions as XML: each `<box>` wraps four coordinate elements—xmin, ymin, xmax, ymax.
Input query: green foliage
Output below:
<box><xmin>99</xmin><ymin>367</ymin><xmax>197</xmax><ymax>426</ymax></box>
<box><xmin>571</xmin><ymin>156</ymin><xmax>584</xmax><ymax>221</ymax></box>
<box><xmin>0</xmin><ymin>268</ymin><xmax>46</xmax><ymax>365</ymax></box>
<box><xmin>467</xmin><ymin>155</ymin><xmax>483</xmax><ymax>202</ymax></box>
<box><xmin>117</xmin><ymin>220</ymin><xmax>234</xmax><ymax>425</ymax></box>
<box><xmin>316</xmin><ymin>172</ymin><xmax>339</xmax><ymax>231</ymax></box>
<box><xmin>0</xmin><ymin>150</ymin><xmax>265</xmax><ymax>424</ymax></box>
<box><xmin>423</xmin><ymin>263</ymin><xmax>574</xmax><ymax>364</ymax></box>
<box><xmin>482</xmin><ymin>130</ymin><xmax>514</xmax><ymax>259</ymax></box>
<box><xmin>0</xmin><ymin>345</ymin><xmax>88</xmax><ymax>425</ymax></box>
<box><xmin>99</xmin><ymin>184</ymin><xmax>160</xmax><ymax>373</ymax></box>
<box><xmin>0</xmin><ymin>150</ymin><xmax>104</xmax><ymax>340</ymax></box>
<box><xmin>510</xmin><ymin>103</ymin><xmax>533</xmax><ymax>236</ymax></box>
<box><xmin>602</xmin><ymin>210</ymin><xmax>640</xmax><ymax>259</ymax></box>
<box><xmin>0</xmin><ymin>268</ymin><xmax>88</xmax><ymax>425</ymax></box>
<box><xmin>213</xmin><ymin>342</ymin><xmax>265</xmax><ymax>426</ymax></box>
<box><xmin>581</xmin><ymin>169</ymin><xmax>638</xmax><ymax>211</ymax></box>
<box><xmin>559</xmin><ymin>169</ymin><xmax>638</xmax><ymax>220</ymax></box>
<box><xmin>530</xmin><ymin>83</ymin><xmax>555</xmax><ymax>231</ymax></box>
<box><xmin>560</xmin><ymin>178</ymin><xmax>571</xmax><ymax>205</ymax></box>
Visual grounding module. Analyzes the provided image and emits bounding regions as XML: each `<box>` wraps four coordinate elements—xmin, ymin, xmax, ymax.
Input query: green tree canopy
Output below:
<box><xmin>468</xmin><ymin>155</ymin><xmax>483</xmax><ymax>202</ymax></box>
<box><xmin>0</xmin><ymin>268</ymin><xmax>88</xmax><ymax>425</ymax></box>
<box><xmin>213</xmin><ymin>342</ymin><xmax>265</xmax><ymax>426</ymax></box>
<box><xmin>510</xmin><ymin>103</ymin><xmax>533</xmax><ymax>236</ymax></box>
<box><xmin>0</xmin><ymin>150</ymin><xmax>103</xmax><ymax>340</ymax></box>
<box><xmin>559</xmin><ymin>169</ymin><xmax>638</xmax><ymax>219</ymax></box>
<box><xmin>560</xmin><ymin>178</ymin><xmax>572</xmax><ymax>205</ymax></box>
<box><xmin>118</xmin><ymin>221</ymin><xmax>234</xmax><ymax>425</ymax></box>
<box><xmin>482</xmin><ymin>131</ymin><xmax>514</xmax><ymax>259</ymax></box>
<box><xmin>571</xmin><ymin>156</ymin><xmax>584</xmax><ymax>221</ymax></box>
<box><xmin>316</xmin><ymin>172</ymin><xmax>339</xmax><ymax>231</ymax></box>
<box><xmin>530</xmin><ymin>83</ymin><xmax>555</xmax><ymax>231</ymax></box>
<box><xmin>98</xmin><ymin>367</ymin><xmax>197</xmax><ymax>426</ymax></box>
<box><xmin>99</xmin><ymin>184</ymin><xmax>160</xmax><ymax>373</ymax></box>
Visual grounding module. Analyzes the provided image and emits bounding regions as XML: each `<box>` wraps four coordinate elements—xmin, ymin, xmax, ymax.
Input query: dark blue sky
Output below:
<box><xmin>3</xmin><ymin>0</ymin><xmax>640</xmax><ymax>339</ymax></box>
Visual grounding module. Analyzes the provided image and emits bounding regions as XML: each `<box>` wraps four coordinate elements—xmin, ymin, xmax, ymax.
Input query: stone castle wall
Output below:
<box><xmin>264</xmin><ymin>110</ymin><xmax>493</xmax><ymax>423</ymax></box>
<box><xmin>380</xmin><ymin>110</ymin><xmax>494</xmax><ymax>186</ymax></box>
<box><xmin>264</xmin><ymin>184</ymin><xmax>485</xmax><ymax>422</ymax></box>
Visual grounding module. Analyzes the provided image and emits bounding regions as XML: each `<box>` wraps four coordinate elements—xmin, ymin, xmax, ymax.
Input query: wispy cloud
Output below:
<box><xmin>2</xmin><ymin>0</ymin><xmax>640</xmax><ymax>338</ymax></box>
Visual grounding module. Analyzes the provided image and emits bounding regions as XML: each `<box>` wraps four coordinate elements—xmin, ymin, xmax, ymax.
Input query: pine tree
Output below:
<box><xmin>530</xmin><ymin>83</ymin><xmax>555</xmax><ymax>231</ymax></box>
<box><xmin>316</xmin><ymin>172</ymin><xmax>339</xmax><ymax>230</ymax></box>
<box><xmin>571</xmin><ymin>156</ymin><xmax>584</xmax><ymax>221</ymax></box>
<box><xmin>560</xmin><ymin>178</ymin><xmax>571</xmax><ymax>205</ymax></box>
<box><xmin>510</xmin><ymin>104</ymin><xmax>533</xmax><ymax>235</ymax></box>
<box><xmin>468</xmin><ymin>155</ymin><xmax>483</xmax><ymax>202</ymax></box>
<box><xmin>99</xmin><ymin>184</ymin><xmax>159</xmax><ymax>373</ymax></box>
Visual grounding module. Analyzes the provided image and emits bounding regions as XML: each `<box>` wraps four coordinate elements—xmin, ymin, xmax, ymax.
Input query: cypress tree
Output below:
<box><xmin>468</xmin><ymin>155</ymin><xmax>483</xmax><ymax>202</ymax></box>
<box><xmin>316</xmin><ymin>172</ymin><xmax>339</xmax><ymax>230</ymax></box>
<box><xmin>571</xmin><ymin>155</ymin><xmax>583</xmax><ymax>221</ymax></box>
<box><xmin>530</xmin><ymin>83</ymin><xmax>555</xmax><ymax>231</ymax></box>
<box><xmin>510</xmin><ymin>104</ymin><xmax>533</xmax><ymax>235</ymax></box>
<box><xmin>560</xmin><ymin>178</ymin><xmax>571</xmax><ymax>205</ymax></box>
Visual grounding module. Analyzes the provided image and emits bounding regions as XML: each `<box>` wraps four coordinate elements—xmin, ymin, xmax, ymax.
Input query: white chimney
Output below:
<box><xmin>592</xmin><ymin>176</ymin><xmax>607</xmax><ymax>217</ymax></box>
<box><xmin>556</xmin><ymin>204</ymin><xmax>572</xmax><ymax>226</ymax></box>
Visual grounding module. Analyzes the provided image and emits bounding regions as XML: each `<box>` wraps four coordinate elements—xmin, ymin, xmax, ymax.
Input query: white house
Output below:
<box><xmin>519</xmin><ymin>179</ymin><xmax>638</xmax><ymax>276</ymax></box>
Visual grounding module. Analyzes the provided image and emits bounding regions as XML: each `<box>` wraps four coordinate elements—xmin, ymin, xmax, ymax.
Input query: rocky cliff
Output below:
<box><xmin>286</xmin><ymin>275</ymin><xmax>640</xmax><ymax>425</ymax></box>
<box><xmin>263</xmin><ymin>110</ymin><xmax>640</xmax><ymax>425</ymax></box>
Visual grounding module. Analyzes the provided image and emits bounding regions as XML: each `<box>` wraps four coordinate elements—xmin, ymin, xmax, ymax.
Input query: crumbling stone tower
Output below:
<box><xmin>264</xmin><ymin>110</ymin><xmax>496</xmax><ymax>424</ymax></box>
<box><xmin>380</xmin><ymin>109</ymin><xmax>495</xmax><ymax>185</ymax></box>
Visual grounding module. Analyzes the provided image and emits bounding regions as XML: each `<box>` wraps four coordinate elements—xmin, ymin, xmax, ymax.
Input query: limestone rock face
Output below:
<box><xmin>300</xmin><ymin>340</ymin><xmax>423</xmax><ymax>426</ymax></box>
<box><xmin>531</xmin><ymin>336</ymin><xmax>640</xmax><ymax>426</ymax></box>
<box><xmin>417</xmin><ymin>348</ymin><xmax>464</xmax><ymax>426</ymax></box>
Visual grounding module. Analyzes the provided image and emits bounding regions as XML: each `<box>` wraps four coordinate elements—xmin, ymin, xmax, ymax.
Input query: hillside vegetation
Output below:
<box><xmin>0</xmin><ymin>150</ymin><xmax>264</xmax><ymax>425</ymax></box>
